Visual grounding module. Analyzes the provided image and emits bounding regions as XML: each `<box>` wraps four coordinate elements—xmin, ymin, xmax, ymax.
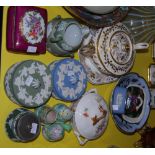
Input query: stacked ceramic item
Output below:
<box><xmin>110</xmin><ymin>73</ymin><xmax>151</xmax><ymax>134</ymax></box>
<box><xmin>71</xmin><ymin>89</ymin><xmax>109</xmax><ymax>145</ymax></box>
<box><xmin>48</xmin><ymin>58</ymin><xmax>87</xmax><ymax>101</ymax></box>
<box><xmin>78</xmin><ymin>23</ymin><xmax>149</xmax><ymax>85</ymax></box>
<box><xmin>4</xmin><ymin>60</ymin><xmax>52</xmax><ymax>108</ymax></box>
<box><xmin>5</xmin><ymin>108</ymin><xmax>41</xmax><ymax>142</ymax></box>
<box><xmin>35</xmin><ymin>104</ymin><xmax>73</xmax><ymax>141</ymax></box>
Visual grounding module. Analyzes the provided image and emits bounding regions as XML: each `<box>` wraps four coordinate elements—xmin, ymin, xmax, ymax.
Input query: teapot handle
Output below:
<box><xmin>74</xmin><ymin>131</ymin><xmax>88</xmax><ymax>145</ymax></box>
<box><xmin>134</xmin><ymin>43</ymin><xmax>149</xmax><ymax>50</ymax></box>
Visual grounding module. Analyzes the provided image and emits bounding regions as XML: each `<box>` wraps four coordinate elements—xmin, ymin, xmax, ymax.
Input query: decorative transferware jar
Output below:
<box><xmin>4</xmin><ymin>60</ymin><xmax>52</xmax><ymax>108</ymax></box>
<box><xmin>72</xmin><ymin>89</ymin><xmax>109</xmax><ymax>145</ymax></box>
<box><xmin>5</xmin><ymin>108</ymin><xmax>41</xmax><ymax>142</ymax></box>
<box><xmin>48</xmin><ymin>58</ymin><xmax>87</xmax><ymax>101</ymax></box>
<box><xmin>79</xmin><ymin>23</ymin><xmax>149</xmax><ymax>84</ymax></box>
<box><xmin>47</xmin><ymin>15</ymin><xmax>89</xmax><ymax>57</ymax></box>
<box><xmin>7</xmin><ymin>6</ymin><xmax>47</xmax><ymax>54</ymax></box>
<box><xmin>35</xmin><ymin>106</ymin><xmax>57</xmax><ymax>125</ymax></box>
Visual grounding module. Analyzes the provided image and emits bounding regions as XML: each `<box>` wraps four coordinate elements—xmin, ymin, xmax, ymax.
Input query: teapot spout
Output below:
<box><xmin>81</xmin><ymin>25</ymin><xmax>90</xmax><ymax>38</ymax></box>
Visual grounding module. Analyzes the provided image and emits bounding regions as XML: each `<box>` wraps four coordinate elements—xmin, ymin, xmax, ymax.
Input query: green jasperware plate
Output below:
<box><xmin>12</xmin><ymin>60</ymin><xmax>52</xmax><ymax>108</ymax></box>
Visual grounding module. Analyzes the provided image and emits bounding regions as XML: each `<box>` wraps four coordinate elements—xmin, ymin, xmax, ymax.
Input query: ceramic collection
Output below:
<box><xmin>3</xmin><ymin>6</ymin><xmax>154</xmax><ymax>146</ymax></box>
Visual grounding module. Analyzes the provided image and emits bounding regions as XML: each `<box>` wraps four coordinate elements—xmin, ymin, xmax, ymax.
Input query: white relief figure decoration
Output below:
<box><xmin>56</xmin><ymin>60</ymin><xmax>87</xmax><ymax>100</ymax></box>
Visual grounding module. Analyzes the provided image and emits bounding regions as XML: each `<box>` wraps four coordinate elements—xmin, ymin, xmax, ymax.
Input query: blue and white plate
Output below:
<box><xmin>111</xmin><ymin>73</ymin><xmax>150</xmax><ymax>134</ymax></box>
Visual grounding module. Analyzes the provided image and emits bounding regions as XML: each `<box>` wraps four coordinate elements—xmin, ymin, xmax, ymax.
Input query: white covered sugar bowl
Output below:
<box><xmin>72</xmin><ymin>89</ymin><xmax>109</xmax><ymax>145</ymax></box>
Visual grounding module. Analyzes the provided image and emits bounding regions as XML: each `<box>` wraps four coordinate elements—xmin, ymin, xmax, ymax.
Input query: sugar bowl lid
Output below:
<box><xmin>52</xmin><ymin>58</ymin><xmax>87</xmax><ymax>101</ymax></box>
<box><xmin>74</xmin><ymin>89</ymin><xmax>109</xmax><ymax>140</ymax></box>
<box><xmin>12</xmin><ymin>60</ymin><xmax>52</xmax><ymax>107</ymax></box>
<box><xmin>97</xmin><ymin>23</ymin><xmax>135</xmax><ymax>76</ymax></box>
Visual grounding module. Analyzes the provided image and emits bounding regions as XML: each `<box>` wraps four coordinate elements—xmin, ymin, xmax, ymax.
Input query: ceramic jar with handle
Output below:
<box><xmin>72</xmin><ymin>89</ymin><xmax>109</xmax><ymax>145</ymax></box>
<box><xmin>47</xmin><ymin>15</ymin><xmax>89</xmax><ymax>57</ymax></box>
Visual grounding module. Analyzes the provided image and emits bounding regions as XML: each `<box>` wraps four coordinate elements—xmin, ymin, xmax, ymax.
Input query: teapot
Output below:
<box><xmin>47</xmin><ymin>15</ymin><xmax>90</xmax><ymax>57</ymax></box>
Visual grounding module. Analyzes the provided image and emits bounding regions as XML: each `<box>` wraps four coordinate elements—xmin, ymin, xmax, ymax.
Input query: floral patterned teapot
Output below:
<box><xmin>47</xmin><ymin>15</ymin><xmax>90</xmax><ymax>56</ymax></box>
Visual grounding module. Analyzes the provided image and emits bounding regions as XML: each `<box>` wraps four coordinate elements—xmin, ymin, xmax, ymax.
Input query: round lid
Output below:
<box><xmin>98</xmin><ymin>23</ymin><xmax>135</xmax><ymax>76</ymax></box>
<box><xmin>16</xmin><ymin>112</ymin><xmax>40</xmax><ymax>142</ymax></box>
<box><xmin>20</xmin><ymin>10</ymin><xmax>45</xmax><ymax>44</ymax></box>
<box><xmin>12</xmin><ymin>60</ymin><xmax>52</xmax><ymax>107</ymax></box>
<box><xmin>74</xmin><ymin>91</ymin><xmax>109</xmax><ymax>140</ymax></box>
<box><xmin>52</xmin><ymin>58</ymin><xmax>87</xmax><ymax>101</ymax></box>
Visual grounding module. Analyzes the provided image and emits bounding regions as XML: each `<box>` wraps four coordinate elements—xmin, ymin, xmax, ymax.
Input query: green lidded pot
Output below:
<box><xmin>53</xmin><ymin>103</ymin><xmax>73</xmax><ymax>122</ymax></box>
<box><xmin>35</xmin><ymin>106</ymin><xmax>57</xmax><ymax>125</ymax></box>
<box><xmin>4</xmin><ymin>60</ymin><xmax>52</xmax><ymax>108</ymax></box>
<box><xmin>5</xmin><ymin>108</ymin><xmax>41</xmax><ymax>142</ymax></box>
<box><xmin>42</xmin><ymin>123</ymin><xmax>64</xmax><ymax>141</ymax></box>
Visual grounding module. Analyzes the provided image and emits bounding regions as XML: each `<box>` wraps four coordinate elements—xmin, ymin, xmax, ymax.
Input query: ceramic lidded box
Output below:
<box><xmin>7</xmin><ymin>6</ymin><xmax>47</xmax><ymax>54</ymax></box>
<box><xmin>4</xmin><ymin>60</ymin><xmax>52</xmax><ymax>108</ymax></box>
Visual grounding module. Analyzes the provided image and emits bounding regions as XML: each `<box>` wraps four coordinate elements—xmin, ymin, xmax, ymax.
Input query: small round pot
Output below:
<box><xmin>53</xmin><ymin>103</ymin><xmax>73</xmax><ymax>122</ymax></box>
<box><xmin>42</xmin><ymin>123</ymin><xmax>64</xmax><ymax>141</ymax></box>
<box><xmin>35</xmin><ymin>106</ymin><xmax>57</xmax><ymax>125</ymax></box>
<box><xmin>72</xmin><ymin>89</ymin><xmax>109</xmax><ymax>145</ymax></box>
<box><xmin>5</xmin><ymin>108</ymin><xmax>41</xmax><ymax>142</ymax></box>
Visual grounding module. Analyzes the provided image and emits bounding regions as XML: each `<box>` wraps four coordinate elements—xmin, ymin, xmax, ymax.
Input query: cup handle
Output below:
<box><xmin>74</xmin><ymin>131</ymin><xmax>88</xmax><ymax>145</ymax></box>
<box><xmin>134</xmin><ymin>43</ymin><xmax>149</xmax><ymax>50</ymax></box>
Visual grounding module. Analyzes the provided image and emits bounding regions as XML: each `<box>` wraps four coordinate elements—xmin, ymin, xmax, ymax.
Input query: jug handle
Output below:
<box><xmin>50</xmin><ymin>34</ymin><xmax>63</xmax><ymax>43</ymax></box>
<box><xmin>134</xmin><ymin>43</ymin><xmax>149</xmax><ymax>50</ymax></box>
<box><xmin>74</xmin><ymin>131</ymin><xmax>88</xmax><ymax>145</ymax></box>
<box><xmin>81</xmin><ymin>25</ymin><xmax>90</xmax><ymax>38</ymax></box>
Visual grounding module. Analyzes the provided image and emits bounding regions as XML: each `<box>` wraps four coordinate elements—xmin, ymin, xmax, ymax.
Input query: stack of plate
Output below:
<box><xmin>4</xmin><ymin>60</ymin><xmax>52</xmax><ymax>108</ymax></box>
<box><xmin>110</xmin><ymin>73</ymin><xmax>151</xmax><ymax>134</ymax></box>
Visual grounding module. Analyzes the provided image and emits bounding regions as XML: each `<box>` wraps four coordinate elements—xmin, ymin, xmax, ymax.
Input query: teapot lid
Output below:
<box><xmin>52</xmin><ymin>58</ymin><xmax>87</xmax><ymax>101</ymax></box>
